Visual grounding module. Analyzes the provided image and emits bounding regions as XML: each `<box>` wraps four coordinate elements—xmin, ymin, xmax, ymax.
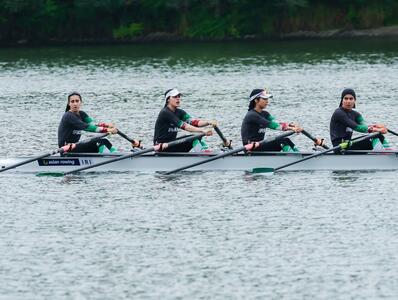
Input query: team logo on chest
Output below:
<box><xmin>258</xmin><ymin>128</ymin><xmax>266</xmax><ymax>133</ymax></box>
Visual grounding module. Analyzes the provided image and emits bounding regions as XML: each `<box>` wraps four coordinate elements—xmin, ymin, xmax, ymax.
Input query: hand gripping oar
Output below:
<box><xmin>254</xmin><ymin>132</ymin><xmax>380</xmax><ymax>174</ymax></box>
<box><xmin>302</xmin><ymin>129</ymin><xmax>329</xmax><ymax>149</ymax></box>
<box><xmin>163</xmin><ymin>130</ymin><xmax>295</xmax><ymax>175</ymax></box>
<box><xmin>0</xmin><ymin>133</ymin><xmax>109</xmax><ymax>174</ymax></box>
<box><xmin>38</xmin><ymin>133</ymin><xmax>206</xmax><ymax>176</ymax></box>
<box><xmin>214</xmin><ymin>125</ymin><xmax>233</xmax><ymax>149</ymax></box>
<box><xmin>387</xmin><ymin>129</ymin><xmax>398</xmax><ymax>136</ymax></box>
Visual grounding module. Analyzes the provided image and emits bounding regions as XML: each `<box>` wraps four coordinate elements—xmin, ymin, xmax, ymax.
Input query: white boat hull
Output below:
<box><xmin>1</xmin><ymin>151</ymin><xmax>398</xmax><ymax>173</ymax></box>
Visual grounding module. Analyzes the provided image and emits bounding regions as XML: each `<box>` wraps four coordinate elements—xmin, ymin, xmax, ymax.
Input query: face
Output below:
<box><xmin>168</xmin><ymin>94</ymin><xmax>181</xmax><ymax>108</ymax></box>
<box><xmin>256</xmin><ymin>97</ymin><xmax>269</xmax><ymax>109</ymax></box>
<box><xmin>68</xmin><ymin>95</ymin><xmax>82</xmax><ymax>112</ymax></box>
<box><xmin>341</xmin><ymin>94</ymin><xmax>355</xmax><ymax>110</ymax></box>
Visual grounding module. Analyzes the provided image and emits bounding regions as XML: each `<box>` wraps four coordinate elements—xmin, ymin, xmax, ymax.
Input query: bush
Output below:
<box><xmin>113</xmin><ymin>23</ymin><xmax>144</xmax><ymax>39</ymax></box>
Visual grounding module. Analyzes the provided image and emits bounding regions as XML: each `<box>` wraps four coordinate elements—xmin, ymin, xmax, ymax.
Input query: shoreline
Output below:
<box><xmin>280</xmin><ymin>25</ymin><xmax>398</xmax><ymax>39</ymax></box>
<box><xmin>2</xmin><ymin>25</ymin><xmax>398</xmax><ymax>47</ymax></box>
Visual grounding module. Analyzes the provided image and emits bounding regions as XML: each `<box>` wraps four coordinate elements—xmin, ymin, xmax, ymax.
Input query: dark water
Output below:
<box><xmin>1</xmin><ymin>40</ymin><xmax>398</xmax><ymax>299</ymax></box>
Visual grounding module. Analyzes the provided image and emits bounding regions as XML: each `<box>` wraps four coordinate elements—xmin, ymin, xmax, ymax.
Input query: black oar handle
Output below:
<box><xmin>62</xmin><ymin>133</ymin><xmax>206</xmax><ymax>175</ymax></box>
<box><xmin>273</xmin><ymin>132</ymin><xmax>380</xmax><ymax>172</ymax></box>
<box><xmin>0</xmin><ymin>133</ymin><xmax>108</xmax><ymax>173</ymax></box>
<box><xmin>388</xmin><ymin>129</ymin><xmax>398</xmax><ymax>136</ymax></box>
<box><xmin>117</xmin><ymin>130</ymin><xmax>135</xmax><ymax>143</ymax></box>
<box><xmin>214</xmin><ymin>126</ymin><xmax>233</xmax><ymax>149</ymax></box>
<box><xmin>117</xmin><ymin>130</ymin><xmax>142</xmax><ymax>148</ymax></box>
<box><xmin>164</xmin><ymin>130</ymin><xmax>295</xmax><ymax>175</ymax></box>
<box><xmin>302</xmin><ymin>130</ymin><xmax>329</xmax><ymax>149</ymax></box>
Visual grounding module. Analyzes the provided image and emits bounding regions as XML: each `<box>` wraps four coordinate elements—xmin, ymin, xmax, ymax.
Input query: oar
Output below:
<box><xmin>163</xmin><ymin>130</ymin><xmax>295</xmax><ymax>175</ymax></box>
<box><xmin>387</xmin><ymin>129</ymin><xmax>398</xmax><ymax>136</ymax></box>
<box><xmin>214</xmin><ymin>125</ymin><xmax>233</xmax><ymax>149</ymax></box>
<box><xmin>254</xmin><ymin>132</ymin><xmax>380</xmax><ymax>174</ymax></box>
<box><xmin>302</xmin><ymin>129</ymin><xmax>329</xmax><ymax>149</ymax></box>
<box><xmin>117</xmin><ymin>130</ymin><xmax>136</xmax><ymax>143</ymax></box>
<box><xmin>37</xmin><ymin>133</ymin><xmax>206</xmax><ymax>176</ymax></box>
<box><xmin>0</xmin><ymin>133</ymin><xmax>109</xmax><ymax>173</ymax></box>
<box><xmin>117</xmin><ymin>130</ymin><xmax>142</xmax><ymax>148</ymax></box>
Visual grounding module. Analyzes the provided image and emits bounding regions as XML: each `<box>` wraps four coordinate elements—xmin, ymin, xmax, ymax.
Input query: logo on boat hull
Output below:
<box><xmin>38</xmin><ymin>158</ymin><xmax>81</xmax><ymax>166</ymax></box>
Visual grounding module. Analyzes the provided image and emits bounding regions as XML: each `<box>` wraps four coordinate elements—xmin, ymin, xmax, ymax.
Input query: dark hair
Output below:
<box><xmin>250</xmin><ymin>89</ymin><xmax>264</xmax><ymax>99</ymax></box>
<box><xmin>164</xmin><ymin>89</ymin><xmax>173</xmax><ymax>107</ymax></box>
<box><xmin>66</xmin><ymin>92</ymin><xmax>82</xmax><ymax>112</ymax></box>
<box><xmin>248</xmin><ymin>89</ymin><xmax>264</xmax><ymax>111</ymax></box>
<box><xmin>248</xmin><ymin>100</ymin><xmax>256</xmax><ymax>111</ymax></box>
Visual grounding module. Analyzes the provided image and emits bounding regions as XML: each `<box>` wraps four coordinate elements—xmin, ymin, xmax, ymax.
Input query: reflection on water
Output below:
<box><xmin>1</xmin><ymin>40</ymin><xmax>398</xmax><ymax>299</ymax></box>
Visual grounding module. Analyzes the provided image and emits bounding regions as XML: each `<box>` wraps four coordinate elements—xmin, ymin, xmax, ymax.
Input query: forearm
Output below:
<box><xmin>268</xmin><ymin>121</ymin><xmax>292</xmax><ymax>131</ymax></box>
<box><xmin>354</xmin><ymin>124</ymin><xmax>369</xmax><ymax>133</ymax></box>
<box><xmin>86</xmin><ymin>124</ymin><xmax>108</xmax><ymax>133</ymax></box>
<box><xmin>96</xmin><ymin>122</ymin><xmax>113</xmax><ymax>128</ymax></box>
<box><xmin>189</xmin><ymin>119</ymin><xmax>211</xmax><ymax>127</ymax></box>
<box><xmin>183</xmin><ymin>123</ymin><xmax>206</xmax><ymax>132</ymax></box>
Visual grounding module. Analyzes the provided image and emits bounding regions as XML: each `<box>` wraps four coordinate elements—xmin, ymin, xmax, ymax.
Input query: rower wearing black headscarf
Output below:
<box><xmin>330</xmin><ymin>88</ymin><xmax>390</xmax><ymax>151</ymax></box>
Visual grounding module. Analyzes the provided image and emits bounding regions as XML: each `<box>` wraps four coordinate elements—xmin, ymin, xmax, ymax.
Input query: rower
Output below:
<box><xmin>241</xmin><ymin>88</ymin><xmax>325</xmax><ymax>152</ymax></box>
<box><xmin>58</xmin><ymin>92</ymin><xmax>124</xmax><ymax>153</ymax></box>
<box><xmin>153</xmin><ymin>88</ymin><xmax>213</xmax><ymax>152</ymax></box>
<box><xmin>330</xmin><ymin>88</ymin><xmax>391</xmax><ymax>153</ymax></box>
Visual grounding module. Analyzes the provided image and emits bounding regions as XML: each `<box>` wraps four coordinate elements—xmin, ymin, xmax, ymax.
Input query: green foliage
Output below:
<box><xmin>113</xmin><ymin>23</ymin><xmax>144</xmax><ymax>39</ymax></box>
<box><xmin>0</xmin><ymin>0</ymin><xmax>398</xmax><ymax>43</ymax></box>
<box><xmin>357</xmin><ymin>4</ymin><xmax>385</xmax><ymax>28</ymax></box>
<box><xmin>185</xmin><ymin>18</ymin><xmax>236</xmax><ymax>38</ymax></box>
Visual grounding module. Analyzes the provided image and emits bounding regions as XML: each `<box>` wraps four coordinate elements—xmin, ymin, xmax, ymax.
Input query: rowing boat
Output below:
<box><xmin>1</xmin><ymin>150</ymin><xmax>398</xmax><ymax>173</ymax></box>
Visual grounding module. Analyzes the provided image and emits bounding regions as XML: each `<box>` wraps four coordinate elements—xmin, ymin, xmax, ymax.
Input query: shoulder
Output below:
<box><xmin>158</xmin><ymin>107</ymin><xmax>170</xmax><ymax>115</ymax></box>
<box><xmin>158</xmin><ymin>107</ymin><xmax>175</xmax><ymax>119</ymax></box>
<box><xmin>61</xmin><ymin>111</ymin><xmax>77</xmax><ymax>120</ymax></box>
<box><xmin>245</xmin><ymin>110</ymin><xmax>256</xmax><ymax>116</ymax></box>
<box><xmin>262</xmin><ymin>110</ymin><xmax>271</xmax><ymax>118</ymax></box>
<box><xmin>243</xmin><ymin>110</ymin><xmax>255</xmax><ymax>118</ymax></box>
<box><xmin>352</xmin><ymin>109</ymin><xmax>362</xmax><ymax>117</ymax></box>
<box><xmin>79</xmin><ymin>111</ymin><xmax>89</xmax><ymax>118</ymax></box>
<box><xmin>332</xmin><ymin>107</ymin><xmax>345</xmax><ymax>116</ymax></box>
<box><xmin>244</xmin><ymin>110</ymin><xmax>263</xmax><ymax>121</ymax></box>
<box><xmin>176</xmin><ymin>108</ymin><xmax>188</xmax><ymax>115</ymax></box>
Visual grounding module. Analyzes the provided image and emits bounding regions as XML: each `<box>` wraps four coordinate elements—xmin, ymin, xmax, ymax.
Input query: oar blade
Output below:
<box><xmin>251</xmin><ymin>167</ymin><xmax>275</xmax><ymax>174</ymax></box>
<box><xmin>36</xmin><ymin>172</ymin><xmax>65</xmax><ymax>177</ymax></box>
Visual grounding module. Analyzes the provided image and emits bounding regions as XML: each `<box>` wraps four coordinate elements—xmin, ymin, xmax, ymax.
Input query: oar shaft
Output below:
<box><xmin>164</xmin><ymin>130</ymin><xmax>294</xmax><ymax>175</ymax></box>
<box><xmin>62</xmin><ymin>133</ymin><xmax>206</xmax><ymax>175</ymax></box>
<box><xmin>302</xmin><ymin>130</ymin><xmax>329</xmax><ymax>149</ymax></box>
<box><xmin>214</xmin><ymin>126</ymin><xmax>232</xmax><ymax>149</ymax></box>
<box><xmin>63</xmin><ymin>147</ymin><xmax>154</xmax><ymax>175</ymax></box>
<box><xmin>0</xmin><ymin>133</ymin><xmax>109</xmax><ymax>173</ymax></box>
<box><xmin>273</xmin><ymin>132</ymin><xmax>380</xmax><ymax>172</ymax></box>
<box><xmin>274</xmin><ymin>147</ymin><xmax>335</xmax><ymax>171</ymax></box>
<box><xmin>164</xmin><ymin>146</ymin><xmax>244</xmax><ymax>175</ymax></box>
<box><xmin>0</xmin><ymin>151</ymin><xmax>55</xmax><ymax>172</ymax></box>
<box><xmin>117</xmin><ymin>130</ymin><xmax>135</xmax><ymax>143</ymax></box>
<box><xmin>387</xmin><ymin>129</ymin><xmax>398</xmax><ymax>136</ymax></box>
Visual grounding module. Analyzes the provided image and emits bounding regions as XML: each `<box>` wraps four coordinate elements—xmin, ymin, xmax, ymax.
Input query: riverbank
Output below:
<box><xmin>281</xmin><ymin>25</ymin><xmax>398</xmax><ymax>39</ymax></box>
<box><xmin>2</xmin><ymin>25</ymin><xmax>398</xmax><ymax>47</ymax></box>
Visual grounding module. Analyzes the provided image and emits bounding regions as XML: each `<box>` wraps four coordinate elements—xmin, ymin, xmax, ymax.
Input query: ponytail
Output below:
<box><xmin>248</xmin><ymin>99</ymin><xmax>256</xmax><ymax>111</ymax></box>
